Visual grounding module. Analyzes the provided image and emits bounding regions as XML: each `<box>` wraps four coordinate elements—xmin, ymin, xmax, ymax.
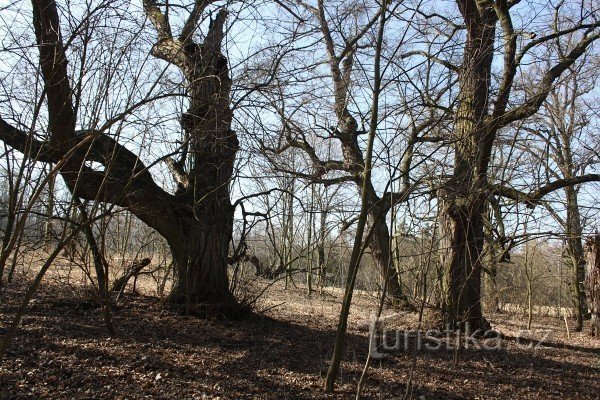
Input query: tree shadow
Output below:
<box><xmin>2</xmin><ymin>290</ymin><xmax>599</xmax><ymax>399</ymax></box>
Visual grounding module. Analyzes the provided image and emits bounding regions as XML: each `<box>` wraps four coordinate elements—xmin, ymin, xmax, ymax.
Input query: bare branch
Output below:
<box><xmin>142</xmin><ymin>0</ymin><xmax>173</xmax><ymax>41</ymax></box>
<box><xmin>179</xmin><ymin>0</ymin><xmax>210</xmax><ymax>44</ymax></box>
<box><xmin>400</xmin><ymin>50</ymin><xmax>459</xmax><ymax>72</ymax></box>
<box><xmin>491</xmin><ymin>0</ymin><xmax>517</xmax><ymax>118</ymax></box>
<box><xmin>32</xmin><ymin>0</ymin><xmax>76</xmax><ymax>144</ymax></box>
<box><xmin>497</xmin><ymin>30</ymin><xmax>600</xmax><ymax>128</ymax></box>
<box><xmin>491</xmin><ymin>174</ymin><xmax>600</xmax><ymax>207</ymax></box>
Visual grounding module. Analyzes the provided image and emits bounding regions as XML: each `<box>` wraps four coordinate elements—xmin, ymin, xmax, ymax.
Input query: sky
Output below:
<box><xmin>0</xmin><ymin>0</ymin><xmax>598</xmax><ymax>249</ymax></box>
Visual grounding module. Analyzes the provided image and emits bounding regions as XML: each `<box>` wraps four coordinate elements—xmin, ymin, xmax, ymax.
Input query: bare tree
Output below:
<box><xmin>522</xmin><ymin>58</ymin><xmax>599</xmax><ymax>331</ymax></box>
<box><xmin>425</xmin><ymin>0</ymin><xmax>600</xmax><ymax>330</ymax></box>
<box><xmin>262</xmin><ymin>0</ymin><xmax>438</xmax><ymax>303</ymax></box>
<box><xmin>0</xmin><ymin>0</ymin><xmax>241</xmax><ymax>311</ymax></box>
<box><xmin>325</xmin><ymin>0</ymin><xmax>388</xmax><ymax>390</ymax></box>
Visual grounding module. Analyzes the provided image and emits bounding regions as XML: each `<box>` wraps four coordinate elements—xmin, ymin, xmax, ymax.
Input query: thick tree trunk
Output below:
<box><xmin>439</xmin><ymin>2</ymin><xmax>496</xmax><ymax>332</ymax></box>
<box><xmin>166</xmin><ymin>197</ymin><xmax>236</xmax><ymax>307</ymax></box>
<box><xmin>439</xmin><ymin>190</ymin><xmax>489</xmax><ymax>331</ymax></box>
<box><xmin>145</xmin><ymin>9</ymin><xmax>238</xmax><ymax>309</ymax></box>
<box><xmin>69</xmin><ymin>6</ymin><xmax>240</xmax><ymax>311</ymax></box>
<box><xmin>367</xmin><ymin>208</ymin><xmax>405</xmax><ymax>304</ymax></box>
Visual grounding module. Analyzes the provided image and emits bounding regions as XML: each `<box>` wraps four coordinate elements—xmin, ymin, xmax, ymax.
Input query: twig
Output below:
<box><xmin>563</xmin><ymin>315</ymin><xmax>571</xmax><ymax>340</ymax></box>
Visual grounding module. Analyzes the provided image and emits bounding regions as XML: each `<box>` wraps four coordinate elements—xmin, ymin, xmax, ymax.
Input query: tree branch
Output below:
<box><xmin>0</xmin><ymin>116</ymin><xmax>176</xmax><ymax>231</ymax></box>
<box><xmin>496</xmin><ymin>30</ymin><xmax>600</xmax><ymax>128</ymax></box>
<box><xmin>142</xmin><ymin>0</ymin><xmax>173</xmax><ymax>41</ymax></box>
<box><xmin>179</xmin><ymin>0</ymin><xmax>210</xmax><ymax>44</ymax></box>
<box><xmin>400</xmin><ymin>50</ymin><xmax>459</xmax><ymax>72</ymax></box>
<box><xmin>32</xmin><ymin>0</ymin><xmax>76</xmax><ymax>144</ymax></box>
<box><xmin>491</xmin><ymin>174</ymin><xmax>600</xmax><ymax>207</ymax></box>
<box><xmin>491</xmin><ymin>0</ymin><xmax>517</xmax><ymax>118</ymax></box>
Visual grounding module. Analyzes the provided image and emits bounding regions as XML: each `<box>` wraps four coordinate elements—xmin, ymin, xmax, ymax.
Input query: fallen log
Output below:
<box><xmin>111</xmin><ymin>258</ymin><xmax>151</xmax><ymax>294</ymax></box>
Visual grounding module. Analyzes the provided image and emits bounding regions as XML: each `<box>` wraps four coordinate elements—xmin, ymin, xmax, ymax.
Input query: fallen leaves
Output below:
<box><xmin>1</xmin><ymin>279</ymin><xmax>599</xmax><ymax>399</ymax></box>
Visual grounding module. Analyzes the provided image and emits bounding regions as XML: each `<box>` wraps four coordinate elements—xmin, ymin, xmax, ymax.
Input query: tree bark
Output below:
<box><xmin>564</xmin><ymin>186</ymin><xmax>588</xmax><ymax>331</ymax></box>
<box><xmin>585</xmin><ymin>234</ymin><xmax>600</xmax><ymax>337</ymax></box>
<box><xmin>366</xmin><ymin>203</ymin><xmax>405</xmax><ymax>303</ymax></box>
<box><xmin>439</xmin><ymin>1</ymin><xmax>496</xmax><ymax>332</ymax></box>
<box><xmin>166</xmin><ymin>203</ymin><xmax>236</xmax><ymax>306</ymax></box>
<box><xmin>439</xmin><ymin>189</ymin><xmax>490</xmax><ymax>331</ymax></box>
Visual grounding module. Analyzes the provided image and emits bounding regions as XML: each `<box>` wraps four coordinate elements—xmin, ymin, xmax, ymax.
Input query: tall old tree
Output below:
<box><xmin>264</xmin><ymin>0</ymin><xmax>436</xmax><ymax>303</ymax></box>
<box><xmin>0</xmin><ymin>0</ymin><xmax>239</xmax><ymax>309</ymax></box>
<box><xmin>437</xmin><ymin>0</ymin><xmax>600</xmax><ymax>330</ymax></box>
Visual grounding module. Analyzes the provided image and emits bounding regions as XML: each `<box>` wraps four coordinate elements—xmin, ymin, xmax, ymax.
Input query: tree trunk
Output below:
<box><xmin>284</xmin><ymin>180</ymin><xmax>295</xmax><ymax>288</ymax></box>
<box><xmin>564</xmin><ymin>185</ymin><xmax>587</xmax><ymax>331</ymax></box>
<box><xmin>306</xmin><ymin>185</ymin><xmax>315</xmax><ymax>295</ymax></box>
<box><xmin>167</xmin><ymin>201</ymin><xmax>236</xmax><ymax>307</ymax></box>
<box><xmin>439</xmin><ymin>190</ymin><xmax>489</xmax><ymax>331</ymax></box>
<box><xmin>44</xmin><ymin>166</ymin><xmax>56</xmax><ymax>250</ymax></box>
<box><xmin>310</xmin><ymin>3</ymin><xmax>406</xmax><ymax>304</ymax></box>
<box><xmin>483</xmin><ymin>199</ymin><xmax>504</xmax><ymax>313</ymax></box>
<box><xmin>74</xmin><ymin>199</ymin><xmax>108</xmax><ymax>299</ymax></box>
<box><xmin>0</xmin><ymin>161</ymin><xmax>20</xmax><ymax>285</ymax></box>
<box><xmin>145</xmin><ymin>8</ymin><xmax>238</xmax><ymax>309</ymax></box>
<box><xmin>317</xmin><ymin>207</ymin><xmax>327</xmax><ymax>291</ymax></box>
<box><xmin>482</xmin><ymin>242</ymin><xmax>501</xmax><ymax>314</ymax></box>
<box><xmin>367</xmin><ymin>206</ymin><xmax>405</xmax><ymax>304</ymax></box>
<box><xmin>439</xmin><ymin>2</ymin><xmax>496</xmax><ymax>332</ymax></box>
<box><xmin>585</xmin><ymin>234</ymin><xmax>600</xmax><ymax>337</ymax></box>
<box><xmin>525</xmin><ymin>238</ymin><xmax>533</xmax><ymax>330</ymax></box>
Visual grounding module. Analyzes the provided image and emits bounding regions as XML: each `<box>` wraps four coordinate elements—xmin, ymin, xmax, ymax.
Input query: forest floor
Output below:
<box><xmin>0</xmin><ymin>273</ymin><xmax>599</xmax><ymax>399</ymax></box>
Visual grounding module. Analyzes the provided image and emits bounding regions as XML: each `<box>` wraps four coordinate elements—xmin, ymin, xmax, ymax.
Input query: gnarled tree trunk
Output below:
<box><xmin>166</xmin><ymin>204</ymin><xmax>235</xmax><ymax>305</ymax></box>
<box><xmin>0</xmin><ymin>0</ymin><xmax>240</xmax><ymax>309</ymax></box>
<box><xmin>140</xmin><ymin>3</ymin><xmax>239</xmax><ymax>307</ymax></box>
<box><xmin>439</xmin><ymin>189</ymin><xmax>489</xmax><ymax>331</ymax></box>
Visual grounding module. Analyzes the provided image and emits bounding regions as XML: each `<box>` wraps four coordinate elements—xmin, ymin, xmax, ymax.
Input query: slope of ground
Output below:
<box><xmin>1</xmin><ymin>278</ymin><xmax>599</xmax><ymax>399</ymax></box>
